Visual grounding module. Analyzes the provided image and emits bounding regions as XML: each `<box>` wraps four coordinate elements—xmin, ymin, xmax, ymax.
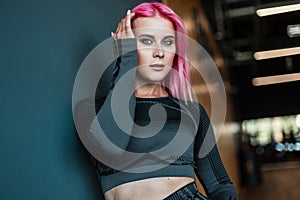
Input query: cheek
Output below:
<box><xmin>166</xmin><ymin>52</ymin><xmax>176</xmax><ymax>65</ymax></box>
<box><xmin>164</xmin><ymin>45</ymin><xmax>176</xmax><ymax>64</ymax></box>
<box><xmin>137</xmin><ymin>49</ymin><xmax>152</xmax><ymax>65</ymax></box>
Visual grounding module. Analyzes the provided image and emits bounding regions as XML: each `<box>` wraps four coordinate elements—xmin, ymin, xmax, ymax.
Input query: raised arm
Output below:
<box><xmin>74</xmin><ymin>11</ymin><xmax>138</xmax><ymax>161</ymax></box>
<box><xmin>90</xmin><ymin>10</ymin><xmax>138</xmax><ymax>153</ymax></box>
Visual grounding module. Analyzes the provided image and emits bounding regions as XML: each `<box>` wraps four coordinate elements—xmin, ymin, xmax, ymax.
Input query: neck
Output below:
<box><xmin>135</xmin><ymin>83</ymin><xmax>169</xmax><ymax>98</ymax></box>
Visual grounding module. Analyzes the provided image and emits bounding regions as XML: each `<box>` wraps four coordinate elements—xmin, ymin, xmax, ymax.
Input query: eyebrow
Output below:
<box><xmin>137</xmin><ymin>34</ymin><xmax>175</xmax><ymax>39</ymax></box>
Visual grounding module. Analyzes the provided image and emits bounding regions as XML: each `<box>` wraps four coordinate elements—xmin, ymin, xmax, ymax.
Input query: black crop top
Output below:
<box><xmin>99</xmin><ymin>96</ymin><xmax>199</xmax><ymax>192</ymax></box>
<box><xmin>74</xmin><ymin>39</ymin><xmax>238</xmax><ymax>199</ymax></box>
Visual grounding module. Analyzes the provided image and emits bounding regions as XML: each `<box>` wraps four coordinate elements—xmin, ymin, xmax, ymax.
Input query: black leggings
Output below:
<box><xmin>164</xmin><ymin>182</ymin><xmax>207</xmax><ymax>200</ymax></box>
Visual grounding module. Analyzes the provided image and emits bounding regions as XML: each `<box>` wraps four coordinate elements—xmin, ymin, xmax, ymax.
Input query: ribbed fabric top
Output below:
<box><xmin>100</xmin><ymin>96</ymin><xmax>197</xmax><ymax>192</ymax></box>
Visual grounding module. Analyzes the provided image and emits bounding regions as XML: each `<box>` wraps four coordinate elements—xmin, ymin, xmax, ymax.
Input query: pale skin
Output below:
<box><xmin>106</xmin><ymin>10</ymin><xmax>194</xmax><ymax>200</ymax></box>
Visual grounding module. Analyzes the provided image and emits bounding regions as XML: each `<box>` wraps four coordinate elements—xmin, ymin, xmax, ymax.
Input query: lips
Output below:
<box><xmin>150</xmin><ymin>64</ymin><xmax>165</xmax><ymax>71</ymax></box>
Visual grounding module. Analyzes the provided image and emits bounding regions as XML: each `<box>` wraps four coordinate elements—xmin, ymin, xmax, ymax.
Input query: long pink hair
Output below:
<box><xmin>131</xmin><ymin>2</ymin><xmax>192</xmax><ymax>101</ymax></box>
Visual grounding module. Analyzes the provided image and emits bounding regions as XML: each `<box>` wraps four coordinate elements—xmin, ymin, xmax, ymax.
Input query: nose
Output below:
<box><xmin>153</xmin><ymin>45</ymin><xmax>164</xmax><ymax>58</ymax></box>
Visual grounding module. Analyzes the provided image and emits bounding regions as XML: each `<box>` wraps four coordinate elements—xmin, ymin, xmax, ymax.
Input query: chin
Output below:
<box><xmin>136</xmin><ymin>70</ymin><xmax>170</xmax><ymax>85</ymax></box>
<box><xmin>146</xmin><ymin>76</ymin><xmax>168</xmax><ymax>83</ymax></box>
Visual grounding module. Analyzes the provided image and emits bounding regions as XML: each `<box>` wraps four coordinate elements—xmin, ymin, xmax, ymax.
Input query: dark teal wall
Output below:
<box><xmin>0</xmin><ymin>0</ymin><xmax>157</xmax><ymax>199</ymax></box>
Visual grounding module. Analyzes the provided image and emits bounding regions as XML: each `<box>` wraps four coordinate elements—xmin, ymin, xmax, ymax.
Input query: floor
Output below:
<box><xmin>209</xmin><ymin>133</ymin><xmax>300</xmax><ymax>200</ymax></box>
<box><xmin>238</xmin><ymin>163</ymin><xmax>300</xmax><ymax>200</ymax></box>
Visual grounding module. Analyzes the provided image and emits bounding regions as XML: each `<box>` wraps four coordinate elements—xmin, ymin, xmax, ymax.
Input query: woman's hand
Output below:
<box><xmin>112</xmin><ymin>10</ymin><xmax>135</xmax><ymax>40</ymax></box>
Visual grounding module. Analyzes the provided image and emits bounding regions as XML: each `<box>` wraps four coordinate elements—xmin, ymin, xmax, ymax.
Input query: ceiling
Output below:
<box><xmin>200</xmin><ymin>0</ymin><xmax>300</xmax><ymax>120</ymax></box>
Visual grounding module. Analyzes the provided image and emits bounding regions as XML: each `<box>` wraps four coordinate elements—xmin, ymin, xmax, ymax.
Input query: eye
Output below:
<box><xmin>140</xmin><ymin>38</ymin><xmax>153</xmax><ymax>45</ymax></box>
<box><xmin>162</xmin><ymin>39</ymin><xmax>174</xmax><ymax>46</ymax></box>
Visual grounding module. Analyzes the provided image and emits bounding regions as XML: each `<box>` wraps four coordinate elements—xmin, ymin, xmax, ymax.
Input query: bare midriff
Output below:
<box><xmin>104</xmin><ymin>176</ymin><xmax>195</xmax><ymax>200</ymax></box>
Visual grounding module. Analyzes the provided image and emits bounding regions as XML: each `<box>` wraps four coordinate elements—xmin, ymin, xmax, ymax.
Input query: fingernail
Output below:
<box><xmin>111</xmin><ymin>32</ymin><xmax>114</xmax><ymax>37</ymax></box>
<box><xmin>127</xmin><ymin>9</ymin><xmax>130</xmax><ymax>15</ymax></box>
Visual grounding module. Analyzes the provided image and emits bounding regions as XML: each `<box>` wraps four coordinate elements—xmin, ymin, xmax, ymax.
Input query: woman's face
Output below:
<box><xmin>133</xmin><ymin>16</ymin><xmax>176</xmax><ymax>85</ymax></box>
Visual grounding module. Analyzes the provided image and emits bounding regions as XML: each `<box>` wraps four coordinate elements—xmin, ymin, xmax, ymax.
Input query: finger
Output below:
<box><xmin>116</xmin><ymin>24</ymin><xmax>126</xmax><ymax>39</ymax></box>
<box><xmin>111</xmin><ymin>32</ymin><xmax>116</xmax><ymax>40</ymax></box>
<box><xmin>125</xmin><ymin>10</ymin><xmax>135</xmax><ymax>38</ymax></box>
<box><xmin>126</xmin><ymin>11</ymin><xmax>136</xmax><ymax>30</ymax></box>
<box><xmin>115</xmin><ymin>22</ymin><xmax>121</xmax><ymax>34</ymax></box>
<box><xmin>129</xmin><ymin>12</ymin><xmax>135</xmax><ymax>19</ymax></box>
<box><xmin>114</xmin><ymin>10</ymin><xmax>135</xmax><ymax>39</ymax></box>
<box><xmin>125</xmin><ymin>10</ymin><xmax>131</xmax><ymax>31</ymax></box>
<box><xmin>121</xmin><ymin>18</ymin><xmax>126</xmax><ymax>31</ymax></box>
<box><xmin>126</xmin><ymin>10</ymin><xmax>135</xmax><ymax>18</ymax></box>
<box><xmin>117</xmin><ymin>19</ymin><xmax>125</xmax><ymax>38</ymax></box>
<box><xmin>116</xmin><ymin>21</ymin><xmax>125</xmax><ymax>39</ymax></box>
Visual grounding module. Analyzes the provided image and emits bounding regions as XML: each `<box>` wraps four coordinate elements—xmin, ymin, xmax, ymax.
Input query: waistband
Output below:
<box><xmin>164</xmin><ymin>182</ymin><xmax>207</xmax><ymax>200</ymax></box>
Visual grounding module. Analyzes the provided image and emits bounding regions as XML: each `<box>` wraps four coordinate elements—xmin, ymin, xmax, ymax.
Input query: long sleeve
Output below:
<box><xmin>194</xmin><ymin>104</ymin><xmax>238</xmax><ymax>200</ymax></box>
<box><xmin>74</xmin><ymin>38</ymin><xmax>139</xmax><ymax>174</ymax></box>
<box><xmin>93</xmin><ymin>38</ymin><xmax>138</xmax><ymax>151</ymax></box>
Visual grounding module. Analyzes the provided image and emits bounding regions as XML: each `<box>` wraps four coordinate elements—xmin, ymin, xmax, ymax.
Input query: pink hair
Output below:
<box><xmin>131</xmin><ymin>2</ymin><xmax>192</xmax><ymax>101</ymax></box>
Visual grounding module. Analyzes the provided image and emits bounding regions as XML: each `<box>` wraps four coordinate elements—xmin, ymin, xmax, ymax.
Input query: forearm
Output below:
<box><xmin>194</xmin><ymin>104</ymin><xmax>238</xmax><ymax>199</ymax></box>
<box><xmin>195</xmin><ymin>144</ymin><xmax>238</xmax><ymax>200</ymax></box>
<box><xmin>92</xmin><ymin>38</ymin><xmax>138</xmax><ymax>152</ymax></box>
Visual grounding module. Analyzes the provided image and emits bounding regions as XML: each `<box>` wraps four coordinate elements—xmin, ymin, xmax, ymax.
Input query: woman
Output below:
<box><xmin>78</xmin><ymin>2</ymin><xmax>238</xmax><ymax>200</ymax></box>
